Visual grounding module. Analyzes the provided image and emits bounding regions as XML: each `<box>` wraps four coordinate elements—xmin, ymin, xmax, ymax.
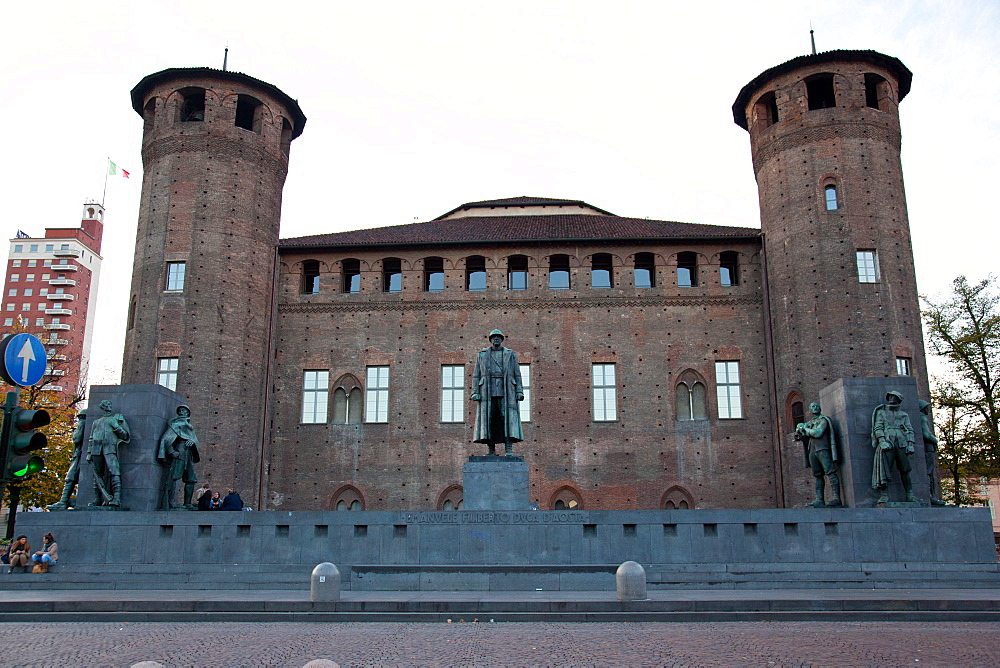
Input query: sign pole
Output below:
<box><xmin>0</xmin><ymin>390</ymin><xmax>19</xmax><ymax>539</ymax></box>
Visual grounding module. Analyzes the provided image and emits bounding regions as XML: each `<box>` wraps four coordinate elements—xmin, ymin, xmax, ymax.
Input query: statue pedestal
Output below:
<box><xmin>463</xmin><ymin>456</ymin><xmax>531</xmax><ymax>510</ymax></box>
<box><xmin>77</xmin><ymin>384</ymin><xmax>188</xmax><ymax>512</ymax></box>
<box><xmin>819</xmin><ymin>377</ymin><xmax>930</xmax><ymax>508</ymax></box>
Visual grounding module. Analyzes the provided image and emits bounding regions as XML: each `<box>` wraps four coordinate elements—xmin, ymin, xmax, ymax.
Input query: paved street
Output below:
<box><xmin>1</xmin><ymin>621</ymin><xmax>998</xmax><ymax>667</ymax></box>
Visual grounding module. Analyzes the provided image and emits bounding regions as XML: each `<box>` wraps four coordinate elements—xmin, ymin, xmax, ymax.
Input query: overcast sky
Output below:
<box><xmin>2</xmin><ymin>0</ymin><xmax>997</xmax><ymax>391</ymax></box>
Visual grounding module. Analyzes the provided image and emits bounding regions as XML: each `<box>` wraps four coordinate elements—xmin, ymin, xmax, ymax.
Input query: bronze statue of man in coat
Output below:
<box><xmin>87</xmin><ymin>400</ymin><xmax>130</xmax><ymax>507</ymax></box>
<box><xmin>157</xmin><ymin>405</ymin><xmax>201</xmax><ymax>510</ymax></box>
<box><xmin>471</xmin><ymin>329</ymin><xmax>524</xmax><ymax>456</ymax></box>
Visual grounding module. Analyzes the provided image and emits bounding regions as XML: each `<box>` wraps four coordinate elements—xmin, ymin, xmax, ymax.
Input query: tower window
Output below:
<box><xmin>302</xmin><ymin>370</ymin><xmax>330</xmax><ymax>424</ymax></box>
<box><xmin>805</xmin><ymin>74</ymin><xmax>836</xmax><ymax>110</ymax></box>
<box><xmin>719</xmin><ymin>251</ymin><xmax>739</xmax><ymax>287</ymax></box>
<box><xmin>896</xmin><ymin>357</ymin><xmax>912</xmax><ymax>376</ymax></box>
<box><xmin>634</xmin><ymin>252</ymin><xmax>655</xmax><ymax>288</ymax></box>
<box><xmin>342</xmin><ymin>259</ymin><xmax>361</xmax><ymax>294</ymax></box>
<box><xmin>441</xmin><ymin>365</ymin><xmax>465</xmax><ymax>423</ymax></box>
<box><xmin>824</xmin><ymin>185</ymin><xmax>839</xmax><ymax>210</ymax></box>
<box><xmin>856</xmin><ymin>250</ymin><xmax>879</xmax><ymax>283</ymax></box>
<box><xmin>754</xmin><ymin>91</ymin><xmax>779</xmax><ymax>128</ymax></box>
<box><xmin>165</xmin><ymin>262</ymin><xmax>186</xmax><ymax>291</ymax></box>
<box><xmin>549</xmin><ymin>254</ymin><xmax>570</xmax><ymax>289</ymax></box>
<box><xmin>591</xmin><ymin>253</ymin><xmax>613</xmax><ymax>289</ymax></box>
<box><xmin>235</xmin><ymin>95</ymin><xmax>263</xmax><ymax>133</ymax></box>
<box><xmin>677</xmin><ymin>252</ymin><xmax>698</xmax><ymax>287</ymax></box>
<box><xmin>143</xmin><ymin>98</ymin><xmax>156</xmax><ymax>135</ymax></box>
<box><xmin>382</xmin><ymin>258</ymin><xmax>402</xmax><ymax>292</ymax></box>
<box><xmin>177</xmin><ymin>88</ymin><xmax>206</xmax><ymax>122</ymax></box>
<box><xmin>157</xmin><ymin>357</ymin><xmax>179</xmax><ymax>392</ymax></box>
<box><xmin>466</xmin><ymin>255</ymin><xmax>487</xmax><ymax>291</ymax></box>
<box><xmin>519</xmin><ymin>364</ymin><xmax>532</xmax><ymax>423</ymax></box>
<box><xmin>508</xmin><ymin>255</ymin><xmax>528</xmax><ymax>290</ymax></box>
<box><xmin>424</xmin><ymin>257</ymin><xmax>445</xmax><ymax>292</ymax></box>
<box><xmin>302</xmin><ymin>260</ymin><xmax>320</xmax><ymax>294</ymax></box>
<box><xmin>865</xmin><ymin>73</ymin><xmax>889</xmax><ymax>111</ymax></box>
<box><xmin>280</xmin><ymin>118</ymin><xmax>293</xmax><ymax>158</ymax></box>
<box><xmin>365</xmin><ymin>366</ymin><xmax>390</xmax><ymax>423</ymax></box>
<box><xmin>592</xmin><ymin>363</ymin><xmax>617</xmax><ymax>422</ymax></box>
<box><xmin>715</xmin><ymin>361</ymin><xmax>743</xmax><ymax>419</ymax></box>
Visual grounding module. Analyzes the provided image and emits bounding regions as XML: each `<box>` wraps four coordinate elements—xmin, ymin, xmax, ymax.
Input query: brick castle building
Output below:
<box><xmin>2</xmin><ymin>204</ymin><xmax>105</xmax><ymax>395</ymax></box>
<box><xmin>123</xmin><ymin>49</ymin><xmax>928</xmax><ymax>511</ymax></box>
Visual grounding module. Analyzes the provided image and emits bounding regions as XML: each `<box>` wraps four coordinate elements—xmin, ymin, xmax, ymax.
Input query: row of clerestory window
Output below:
<box><xmin>301</xmin><ymin>252</ymin><xmax>742</xmax><ymax>295</ymax></box>
<box><xmin>754</xmin><ymin>71</ymin><xmax>891</xmax><ymax>129</ymax></box>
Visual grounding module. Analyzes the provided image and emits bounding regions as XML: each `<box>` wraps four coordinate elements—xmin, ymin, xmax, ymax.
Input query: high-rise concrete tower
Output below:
<box><xmin>125</xmin><ymin>68</ymin><xmax>305</xmax><ymax>505</ymax></box>
<box><xmin>734</xmin><ymin>50</ymin><xmax>928</xmax><ymax>489</ymax></box>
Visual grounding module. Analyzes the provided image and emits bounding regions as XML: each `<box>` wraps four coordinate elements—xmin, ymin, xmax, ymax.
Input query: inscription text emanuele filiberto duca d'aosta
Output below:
<box><xmin>401</xmin><ymin>511</ymin><xmax>588</xmax><ymax>524</ymax></box>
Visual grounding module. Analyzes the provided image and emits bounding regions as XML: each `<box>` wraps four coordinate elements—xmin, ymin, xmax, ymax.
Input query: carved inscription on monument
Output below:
<box><xmin>401</xmin><ymin>511</ymin><xmax>588</xmax><ymax>524</ymax></box>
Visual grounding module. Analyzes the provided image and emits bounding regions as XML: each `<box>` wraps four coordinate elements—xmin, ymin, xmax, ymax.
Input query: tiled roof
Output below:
<box><xmin>434</xmin><ymin>196</ymin><xmax>615</xmax><ymax>219</ymax></box>
<box><xmin>279</xmin><ymin>214</ymin><xmax>760</xmax><ymax>250</ymax></box>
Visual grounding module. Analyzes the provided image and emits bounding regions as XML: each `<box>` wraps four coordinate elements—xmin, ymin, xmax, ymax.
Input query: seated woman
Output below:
<box><xmin>32</xmin><ymin>533</ymin><xmax>58</xmax><ymax>572</ymax></box>
<box><xmin>7</xmin><ymin>535</ymin><xmax>30</xmax><ymax>573</ymax></box>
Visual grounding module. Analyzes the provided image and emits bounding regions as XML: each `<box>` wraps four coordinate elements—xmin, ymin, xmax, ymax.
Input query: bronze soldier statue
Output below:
<box><xmin>47</xmin><ymin>410</ymin><xmax>86</xmax><ymax>510</ymax></box>
<box><xmin>796</xmin><ymin>401</ymin><xmax>842</xmax><ymax>507</ymax></box>
<box><xmin>87</xmin><ymin>400</ymin><xmax>130</xmax><ymax>507</ymax></box>
<box><xmin>919</xmin><ymin>400</ymin><xmax>947</xmax><ymax>506</ymax></box>
<box><xmin>471</xmin><ymin>329</ymin><xmax>524</xmax><ymax>456</ymax></box>
<box><xmin>871</xmin><ymin>390</ymin><xmax>917</xmax><ymax>504</ymax></box>
<box><xmin>157</xmin><ymin>405</ymin><xmax>201</xmax><ymax>510</ymax></box>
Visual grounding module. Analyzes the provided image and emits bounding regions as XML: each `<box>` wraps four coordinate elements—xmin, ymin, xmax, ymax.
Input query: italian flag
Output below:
<box><xmin>109</xmin><ymin>160</ymin><xmax>131</xmax><ymax>179</ymax></box>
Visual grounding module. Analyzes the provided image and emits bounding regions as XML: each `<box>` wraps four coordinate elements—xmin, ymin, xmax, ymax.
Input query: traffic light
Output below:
<box><xmin>3</xmin><ymin>406</ymin><xmax>49</xmax><ymax>481</ymax></box>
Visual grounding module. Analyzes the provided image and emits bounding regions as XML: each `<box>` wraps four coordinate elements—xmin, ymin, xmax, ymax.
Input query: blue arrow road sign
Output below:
<box><xmin>0</xmin><ymin>333</ymin><xmax>47</xmax><ymax>387</ymax></box>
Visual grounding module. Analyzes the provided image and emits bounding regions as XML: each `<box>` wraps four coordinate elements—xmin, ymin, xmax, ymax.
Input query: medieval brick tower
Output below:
<box><xmin>734</xmin><ymin>50</ymin><xmax>929</xmax><ymax>491</ymax></box>
<box><xmin>125</xmin><ymin>68</ymin><xmax>305</xmax><ymax>504</ymax></box>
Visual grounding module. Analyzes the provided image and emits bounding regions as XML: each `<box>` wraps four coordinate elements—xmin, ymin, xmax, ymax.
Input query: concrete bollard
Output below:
<box><xmin>616</xmin><ymin>560</ymin><xmax>647</xmax><ymax>601</ymax></box>
<box><xmin>311</xmin><ymin>562</ymin><xmax>341</xmax><ymax>602</ymax></box>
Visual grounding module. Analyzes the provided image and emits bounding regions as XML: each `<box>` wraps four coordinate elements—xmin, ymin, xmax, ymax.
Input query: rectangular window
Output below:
<box><xmin>13</xmin><ymin>245</ymin><xmax>22</xmax><ymax>253</ymax></box>
<box><xmin>856</xmin><ymin>250</ymin><xmax>879</xmax><ymax>283</ymax></box>
<box><xmin>366</xmin><ymin>366</ymin><xmax>390</xmax><ymax>423</ymax></box>
<box><xmin>301</xmin><ymin>370</ymin><xmax>329</xmax><ymax>424</ymax></box>
<box><xmin>45</xmin><ymin>244</ymin><xmax>54</xmax><ymax>252</ymax></box>
<box><xmin>507</xmin><ymin>256</ymin><xmax>528</xmax><ymax>290</ymax></box>
<box><xmin>157</xmin><ymin>357</ymin><xmax>179</xmax><ymax>391</ymax></box>
<box><xmin>27</xmin><ymin>274</ymin><xmax>35</xmax><ymax>281</ymax></box>
<box><xmin>29</xmin><ymin>245</ymin><xmax>38</xmax><ymax>252</ymax></box>
<box><xmin>37</xmin><ymin>303</ymin><xmax>45</xmax><ymax>310</ymax></box>
<box><xmin>3</xmin><ymin>318</ymin><xmax>11</xmax><ymax>326</ymax></box>
<box><xmin>519</xmin><ymin>363</ymin><xmax>532</xmax><ymax>422</ymax></box>
<box><xmin>34</xmin><ymin>318</ymin><xmax>43</xmax><ymax>326</ymax></box>
<box><xmin>715</xmin><ymin>361</ymin><xmax>743</xmax><ymax>419</ymax></box>
<box><xmin>20</xmin><ymin>303</ymin><xmax>29</xmax><ymax>311</ymax></box>
<box><xmin>7</xmin><ymin>289</ymin><xmax>15</xmax><ymax>297</ymax></box>
<box><xmin>896</xmin><ymin>357</ymin><xmax>912</xmax><ymax>376</ymax></box>
<box><xmin>592</xmin><ymin>363</ymin><xmax>617</xmax><ymax>421</ymax></box>
<box><xmin>39</xmin><ymin>289</ymin><xmax>47</xmax><ymax>296</ymax></box>
<box><xmin>440</xmin><ymin>365</ymin><xmax>464</xmax><ymax>422</ymax></box>
<box><xmin>9</xmin><ymin>274</ymin><xmax>18</xmax><ymax>282</ymax></box>
<box><xmin>11</xmin><ymin>260</ymin><xmax>20</xmax><ymax>266</ymax></box>
<box><xmin>677</xmin><ymin>252</ymin><xmax>698</xmax><ymax>287</ymax></box>
<box><xmin>166</xmin><ymin>262</ymin><xmax>186</xmax><ymax>290</ymax></box>
<box><xmin>23</xmin><ymin>289</ymin><xmax>32</xmax><ymax>297</ymax></box>
<box><xmin>4</xmin><ymin>304</ymin><xmax>13</xmax><ymax>311</ymax></box>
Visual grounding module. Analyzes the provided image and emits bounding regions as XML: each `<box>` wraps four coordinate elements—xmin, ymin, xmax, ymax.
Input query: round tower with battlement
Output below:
<box><xmin>125</xmin><ymin>68</ymin><xmax>305</xmax><ymax>506</ymax></box>
<box><xmin>734</xmin><ymin>50</ymin><xmax>929</xmax><ymax>501</ymax></box>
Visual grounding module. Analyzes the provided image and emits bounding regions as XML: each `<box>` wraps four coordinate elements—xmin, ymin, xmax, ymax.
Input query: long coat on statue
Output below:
<box><xmin>471</xmin><ymin>346</ymin><xmax>524</xmax><ymax>443</ymax></box>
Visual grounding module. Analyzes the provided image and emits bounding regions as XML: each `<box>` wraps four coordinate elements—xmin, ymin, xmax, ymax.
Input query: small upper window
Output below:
<box><xmin>280</xmin><ymin>118</ymin><xmax>293</xmax><ymax>158</ymax></box>
<box><xmin>466</xmin><ymin>255</ymin><xmax>487</xmax><ymax>291</ymax></box>
<box><xmin>896</xmin><ymin>357</ymin><xmax>912</xmax><ymax>376</ymax></box>
<box><xmin>45</xmin><ymin>244</ymin><xmax>54</xmax><ymax>252</ymax></box>
<box><xmin>754</xmin><ymin>91</ymin><xmax>779</xmax><ymax>128</ymax></box>
<box><xmin>634</xmin><ymin>252</ymin><xmax>655</xmax><ymax>288</ymax></box>
<box><xmin>865</xmin><ymin>73</ymin><xmax>889</xmax><ymax>111</ymax></box>
<box><xmin>677</xmin><ymin>252</ymin><xmax>697</xmax><ymax>287</ymax></box>
<box><xmin>382</xmin><ymin>258</ymin><xmax>402</xmax><ymax>293</ymax></box>
<box><xmin>825</xmin><ymin>185</ymin><xmax>839</xmax><ymax>211</ymax></box>
<box><xmin>591</xmin><ymin>253</ymin><xmax>613</xmax><ymax>289</ymax></box>
<box><xmin>806</xmin><ymin>74</ymin><xmax>836</xmax><ymax>110</ymax></box>
<box><xmin>424</xmin><ymin>257</ymin><xmax>445</xmax><ymax>292</ymax></box>
<box><xmin>549</xmin><ymin>254</ymin><xmax>570</xmax><ymax>289</ymax></box>
<box><xmin>235</xmin><ymin>94</ymin><xmax>263</xmax><ymax>133</ymax></box>
<box><xmin>143</xmin><ymin>97</ymin><xmax>156</xmax><ymax>134</ymax></box>
<box><xmin>342</xmin><ymin>259</ymin><xmax>361</xmax><ymax>294</ymax></box>
<box><xmin>177</xmin><ymin>87</ymin><xmax>206</xmax><ymax>122</ymax></box>
<box><xmin>302</xmin><ymin>260</ymin><xmax>320</xmax><ymax>294</ymax></box>
<box><xmin>719</xmin><ymin>251</ymin><xmax>739</xmax><ymax>287</ymax></box>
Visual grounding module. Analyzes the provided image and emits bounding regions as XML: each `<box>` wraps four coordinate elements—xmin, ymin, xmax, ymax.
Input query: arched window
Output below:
<box><xmin>466</xmin><ymin>255</ymin><xmax>487</xmax><ymax>291</ymax></box>
<box><xmin>677</xmin><ymin>252</ymin><xmax>697</xmax><ymax>287</ymax></box>
<box><xmin>424</xmin><ymin>257</ymin><xmax>445</xmax><ymax>292</ymax></box>
<box><xmin>302</xmin><ymin>260</ymin><xmax>320</xmax><ymax>294</ymax></box>
<box><xmin>342</xmin><ymin>259</ymin><xmax>361</xmax><ymax>294</ymax></box>
<box><xmin>824</xmin><ymin>185</ymin><xmax>839</xmax><ymax>210</ymax></box>
<box><xmin>508</xmin><ymin>255</ymin><xmax>528</xmax><ymax>290</ymax></box>
<box><xmin>331</xmin><ymin>485</ymin><xmax>365</xmax><ymax>511</ymax></box>
<box><xmin>235</xmin><ymin>95</ymin><xmax>263</xmax><ymax>133</ymax></box>
<box><xmin>634</xmin><ymin>252</ymin><xmax>655</xmax><ymax>288</ymax></box>
<box><xmin>719</xmin><ymin>251</ymin><xmax>739</xmax><ymax>286</ymax></box>
<box><xmin>382</xmin><ymin>258</ymin><xmax>402</xmax><ymax>293</ymax></box>
<box><xmin>176</xmin><ymin>87</ymin><xmax>206</xmax><ymax>122</ymax></box>
<box><xmin>754</xmin><ymin>90</ymin><xmax>779</xmax><ymax>128</ymax></box>
<box><xmin>143</xmin><ymin>98</ymin><xmax>156</xmax><ymax>135</ymax></box>
<box><xmin>864</xmin><ymin>73</ymin><xmax>889</xmax><ymax>111</ymax></box>
<box><xmin>676</xmin><ymin>372</ymin><xmax>708</xmax><ymax>421</ymax></box>
<box><xmin>549</xmin><ymin>254</ymin><xmax>570</xmax><ymax>289</ymax></box>
<box><xmin>661</xmin><ymin>485</ymin><xmax>695</xmax><ymax>510</ymax></box>
<box><xmin>786</xmin><ymin>392</ymin><xmax>806</xmax><ymax>432</ymax></box>
<box><xmin>437</xmin><ymin>485</ymin><xmax>464</xmax><ymax>511</ymax></box>
<box><xmin>332</xmin><ymin>374</ymin><xmax>363</xmax><ymax>424</ymax></box>
<box><xmin>280</xmin><ymin>118</ymin><xmax>293</xmax><ymax>158</ymax></box>
<box><xmin>805</xmin><ymin>74</ymin><xmax>836</xmax><ymax>110</ymax></box>
<box><xmin>591</xmin><ymin>253</ymin><xmax>613</xmax><ymax>288</ymax></box>
<box><xmin>549</xmin><ymin>485</ymin><xmax>583</xmax><ymax>510</ymax></box>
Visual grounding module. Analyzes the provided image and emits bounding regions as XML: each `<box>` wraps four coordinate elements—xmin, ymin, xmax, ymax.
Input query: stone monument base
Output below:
<box><xmin>464</xmin><ymin>456</ymin><xmax>530</xmax><ymax>510</ymax></box>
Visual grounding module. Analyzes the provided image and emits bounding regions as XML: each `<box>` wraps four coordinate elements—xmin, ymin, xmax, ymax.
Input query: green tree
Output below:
<box><xmin>933</xmin><ymin>383</ymin><xmax>988</xmax><ymax>505</ymax></box>
<box><xmin>923</xmin><ymin>276</ymin><xmax>1000</xmax><ymax>476</ymax></box>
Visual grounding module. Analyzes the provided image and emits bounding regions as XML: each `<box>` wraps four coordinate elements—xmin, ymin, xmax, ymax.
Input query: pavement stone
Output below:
<box><xmin>0</xmin><ymin>621</ymin><xmax>999</xmax><ymax>666</ymax></box>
